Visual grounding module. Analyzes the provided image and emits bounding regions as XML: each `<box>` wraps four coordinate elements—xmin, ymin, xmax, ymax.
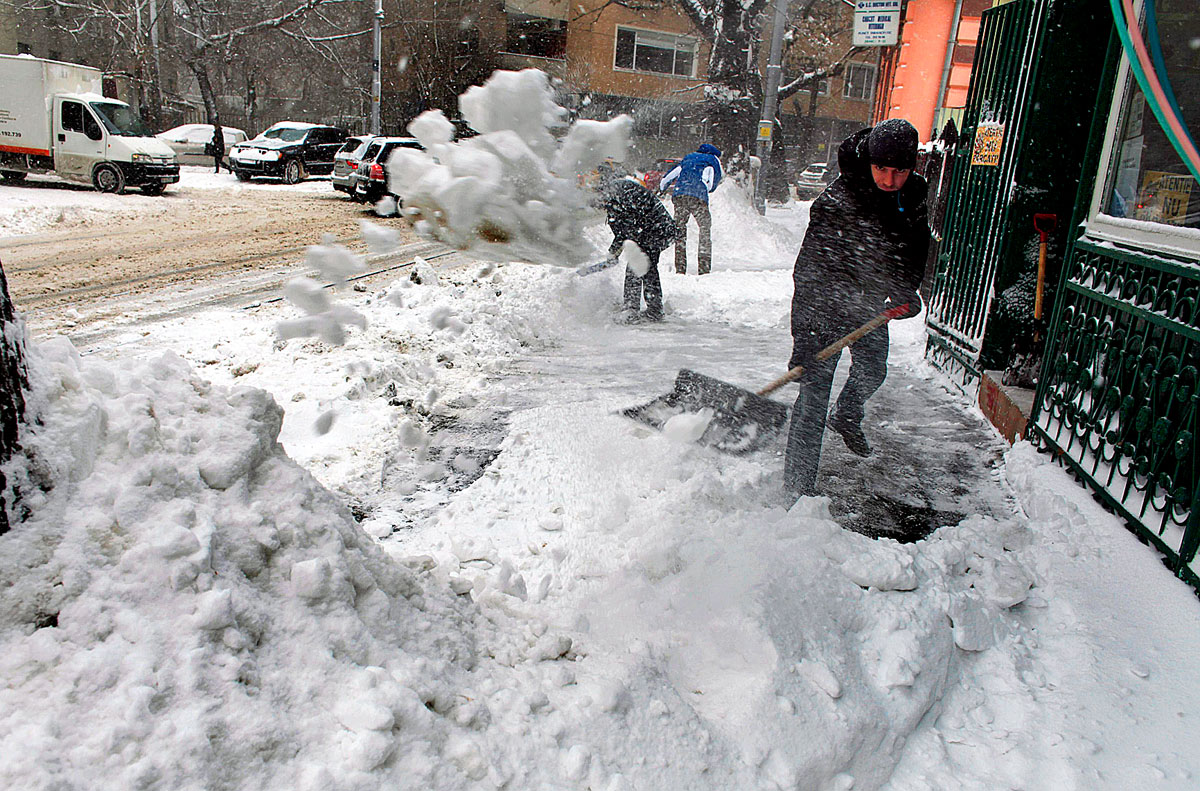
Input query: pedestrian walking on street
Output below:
<box><xmin>208</xmin><ymin>124</ymin><xmax>226</xmax><ymax>174</ymax></box>
<box><xmin>596</xmin><ymin>163</ymin><xmax>677</xmax><ymax>322</ymax></box>
<box><xmin>784</xmin><ymin>119</ymin><xmax>929</xmax><ymax>497</ymax></box>
<box><xmin>658</xmin><ymin>143</ymin><xmax>722</xmax><ymax>275</ymax></box>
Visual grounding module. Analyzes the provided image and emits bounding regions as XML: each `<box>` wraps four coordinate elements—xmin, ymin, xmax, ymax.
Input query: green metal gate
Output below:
<box><xmin>1032</xmin><ymin>240</ymin><xmax>1200</xmax><ymax>587</ymax></box>
<box><xmin>925</xmin><ymin>0</ymin><xmax>1046</xmax><ymax>389</ymax></box>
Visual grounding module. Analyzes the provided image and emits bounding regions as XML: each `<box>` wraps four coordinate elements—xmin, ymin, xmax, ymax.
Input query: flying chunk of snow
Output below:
<box><xmin>662</xmin><ymin>408</ymin><xmax>714</xmax><ymax>444</ymax></box>
<box><xmin>619</xmin><ymin>239</ymin><xmax>649</xmax><ymax>277</ymax></box>
<box><xmin>360</xmin><ymin>219</ymin><xmax>400</xmax><ymax>254</ymax></box>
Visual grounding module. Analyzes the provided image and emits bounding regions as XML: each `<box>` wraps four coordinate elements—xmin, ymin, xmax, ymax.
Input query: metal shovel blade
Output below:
<box><xmin>622</xmin><ymin>369</ymin><xmax>790</xmax><ymax>454</ymax></box>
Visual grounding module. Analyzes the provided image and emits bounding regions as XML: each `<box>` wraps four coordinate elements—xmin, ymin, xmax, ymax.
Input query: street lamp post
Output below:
<box><xmin>371</xmin><ymin>0</ymin><xmax>383</xmax><ymax>135</ymax></box>
<box><xmin>754</xmin><ymin>0</ymin><xmax>790</xmax><ymax>214</ymax></box>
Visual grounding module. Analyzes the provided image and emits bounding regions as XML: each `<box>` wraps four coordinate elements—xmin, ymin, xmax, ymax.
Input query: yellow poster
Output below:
<box><xmin>971</xmin><ymin>122</ymin><xmax>1005</xmax><ymax>167</ymax></box>
<box><xmin>1135</xmin><ymin>171</ymin><xmax>1194</xmax><ymax>226</ymax></box>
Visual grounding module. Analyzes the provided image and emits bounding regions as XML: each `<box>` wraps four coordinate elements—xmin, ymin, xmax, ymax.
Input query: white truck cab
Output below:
<box><xmin>0</xmin><ymin>54</ymin><xmax>179</xmax><ymax>194</ymax></box>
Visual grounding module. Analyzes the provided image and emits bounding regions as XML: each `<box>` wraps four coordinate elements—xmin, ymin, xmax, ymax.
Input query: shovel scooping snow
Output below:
<box><xmin>622</xmin><ymin>303</ymin><xmax>912</xmax><ymax>454</ymax></box>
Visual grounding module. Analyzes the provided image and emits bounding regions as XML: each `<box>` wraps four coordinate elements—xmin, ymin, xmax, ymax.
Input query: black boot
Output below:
<box><xmin>828</xmin><ymin>413</ymin><xmax>871</xmax><ymax>457</ymax></box>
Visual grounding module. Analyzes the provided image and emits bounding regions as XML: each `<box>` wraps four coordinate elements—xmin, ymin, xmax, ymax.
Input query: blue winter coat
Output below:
<box><xmin>659</xmin><ymin>144</ymin><xmax>723</xmax><ymax>203</ymax></box>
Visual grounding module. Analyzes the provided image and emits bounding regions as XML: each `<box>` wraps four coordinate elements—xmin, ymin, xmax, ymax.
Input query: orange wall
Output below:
<box><xmin>882</xmin><ymin>0</ymin><xmax>957</xmax><ymax>141</ymax></box>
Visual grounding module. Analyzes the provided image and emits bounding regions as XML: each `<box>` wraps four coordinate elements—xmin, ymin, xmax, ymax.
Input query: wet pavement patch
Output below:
<box><xmin>833</xmin><ymin>494</ymin><xmax>966</xmax><ymax>543</ymax></box>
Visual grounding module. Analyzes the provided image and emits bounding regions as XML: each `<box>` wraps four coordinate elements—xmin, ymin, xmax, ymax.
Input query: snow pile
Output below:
<box><xmin>388</xmin><ymin>69</ymin><xmax>632</xmax><ymax>266</ymax></box>
<box><xmin>0</xmin><ymin>340</ymin><xmax>491</xmax><ymax>789</ymax></box>
<box><xmin>422</xmin><ymin>402</ymin><xmax>1041</xmax><ymax>789</ymax></box>
<box><xmin>0</xmin><ymin>183</ymin><xmax>176</xmax><ymax>237</ymax></box>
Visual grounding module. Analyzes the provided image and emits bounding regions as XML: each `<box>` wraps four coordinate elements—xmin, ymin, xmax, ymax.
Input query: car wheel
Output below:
<box><xmin>235</xmin><ymin>169</ymin><xmax>252</xmax><ymax>182</ymax></box>
<box><xmin>93</xmin><ymin>163</ymin><xmax>125</xmax><ymax>194</ymax></box>
<box><xmin>282</xmin><ymin>159</ymin><xmax>305</xmax><ymax>185</ymax></box>
<box><xmin>0</xmin><ymin>170</ymin><xmax>27</xmax><ymax>184</ymax></box>
<box><xmin>140</xmin><ymin>182</ymin><xmax>166</xmax><ymax>196</ymax></box>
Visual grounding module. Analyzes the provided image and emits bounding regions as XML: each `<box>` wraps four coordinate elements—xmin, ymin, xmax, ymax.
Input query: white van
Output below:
<box><xmin>0</xmin><ymin>54</ymin><xmax>179</xmax><ymax>194</ymax></box>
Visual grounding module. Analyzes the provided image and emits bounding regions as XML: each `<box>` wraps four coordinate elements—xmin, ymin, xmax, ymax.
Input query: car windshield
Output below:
<box><xmin>90</xmin><ymin>101</ymin><xmax>151</xmax><ymax>137</ymax></box>
<box><xmin>261</xmin><ymin>127</ymin><xmax>309</xmax><ymax>142</ymax></box>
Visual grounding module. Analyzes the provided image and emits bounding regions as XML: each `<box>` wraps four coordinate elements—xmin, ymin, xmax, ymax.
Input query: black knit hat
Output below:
<box><xmin>867</xmin><ymin>119</ymin><xmax>918</xmax><ymax>169</ymax></box>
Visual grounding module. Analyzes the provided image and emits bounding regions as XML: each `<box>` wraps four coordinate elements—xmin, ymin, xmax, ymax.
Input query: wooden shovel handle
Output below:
<box><xmin>757</xmin><ymin>303</ymin><xmax>912</xmax><ymax>396</ymax></box>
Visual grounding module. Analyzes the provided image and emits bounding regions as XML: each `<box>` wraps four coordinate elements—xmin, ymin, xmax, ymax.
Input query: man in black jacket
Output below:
<box><xmin>785</xmin><ymin>119</ymin><xmax>929</xmax><ymax>497</ymax></box>
<box><xmin>596</xmin><ymin>164</ymin><xmax>677</xmax><ymax>322</ymax></box>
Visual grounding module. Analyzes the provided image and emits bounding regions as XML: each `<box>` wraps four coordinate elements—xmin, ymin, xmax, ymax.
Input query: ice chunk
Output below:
<box><xmin>291</xmin><ymin>558</ymin><xmax>333</xmax><ymax>600</ymax></box>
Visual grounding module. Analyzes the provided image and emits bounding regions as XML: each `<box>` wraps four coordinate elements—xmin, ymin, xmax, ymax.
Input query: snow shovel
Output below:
<box><xmin>576</xmin><ymin>256</ymin><xmax>619</xmax><ymax>276</ymax></box>
<box><xmin>622</xmin><ymin>303</ymin><xmax>913</xmax><ymax>454</ymax></box>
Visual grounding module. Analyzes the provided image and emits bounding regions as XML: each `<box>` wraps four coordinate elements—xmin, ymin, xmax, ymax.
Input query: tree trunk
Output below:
<box><xmin>0</xmin><ymin>261</ymin><xmax>28</xmax><ymax>536</ymax></box>
<box><xmin>191</xmin><ymin>61</ymin><xmax>221</xmax><ymax>126</ymax></box>
<box><xmin>687</xmin><ymin>0</ymin><xmax>767</xmax><ymax>171</ymax></box>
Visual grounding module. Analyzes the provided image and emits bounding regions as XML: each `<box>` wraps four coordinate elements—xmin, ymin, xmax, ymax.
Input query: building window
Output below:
<box><xmin>614</xmin><ymin>27</ymin><xmax>696</xmax><ymax>78</ymax></box>
<box><xmin>505</xmin><ymin>13</ymin><xmax>566</xmax><ymax>60</ymax></box>
<box><xmin>1100</xmin><ymin>6</ymin><xmax>1198</xmax><ymax>231</ymax></box>
<box><xmin>843</xmin><ymin>63</ymin><xmax>875</xmax><ymax>101</ymax></box>
<box><xmin>17</xmin><ymin>42</ymin><xmax>32</xmax><ymax>55</ymax></box>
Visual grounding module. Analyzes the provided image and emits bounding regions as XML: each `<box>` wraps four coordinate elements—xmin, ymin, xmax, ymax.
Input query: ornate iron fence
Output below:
<box><xmin>925</xmin><ymin>0</ymin><xmax>1045</xmax><ymax>391</ymax></box>
<box><xmin>1031</xmin><ymin>238</ymin><xmax>1199</xmax><ymax>586</ymax></box>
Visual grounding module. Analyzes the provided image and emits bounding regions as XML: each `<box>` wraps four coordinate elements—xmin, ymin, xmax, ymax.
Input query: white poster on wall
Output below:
<box><xmin>853</xmin><ymin>0</ymin><xmax>901</xmax><ymax>47</ymax></box>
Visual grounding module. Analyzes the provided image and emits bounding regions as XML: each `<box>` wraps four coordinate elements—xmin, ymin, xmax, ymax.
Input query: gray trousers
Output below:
<box><xmin>783</xmin><ymin>322</ymin><xmax>889</xmax><ymax>496</ymax></box>
<box><xmin>673</xmin><ymin>195</ymin><xmax>712</xmax><ymax>275</ymax></box>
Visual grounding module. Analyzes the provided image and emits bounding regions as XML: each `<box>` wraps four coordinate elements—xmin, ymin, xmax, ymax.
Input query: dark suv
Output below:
<box><xmin>229</xmin><ymin>122</ymin><xmax>348</xmax><ymax>184</ymax></box>
<box><xmin>352</xmin><ymin>136</ymin><xmax>424</xmax><ymax>203</ymax></box>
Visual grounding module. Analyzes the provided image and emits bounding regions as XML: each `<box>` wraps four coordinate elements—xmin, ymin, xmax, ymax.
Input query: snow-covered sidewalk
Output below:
<box><xmin>1</xmin><ymin>187</ymin><xmax>1198</xmax><ymax>791</ymax></box>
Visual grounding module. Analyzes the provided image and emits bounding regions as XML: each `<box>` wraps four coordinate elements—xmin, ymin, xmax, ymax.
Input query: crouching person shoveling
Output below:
<box><xmin>594</xmin><ymin>162</ymin><xmax>677</xmax><ymax>323</ymax></box>
<box><xmin>785</xmin><ymin>119</ymin><xmax>929</xmax><ymax>498</ymax></box>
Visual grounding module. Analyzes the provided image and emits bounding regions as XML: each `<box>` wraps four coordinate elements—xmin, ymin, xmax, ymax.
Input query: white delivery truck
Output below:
<box><xmin>0</xmin><ymin>54</ymin><xmax>179</xmax><ymax>194</ymax></box>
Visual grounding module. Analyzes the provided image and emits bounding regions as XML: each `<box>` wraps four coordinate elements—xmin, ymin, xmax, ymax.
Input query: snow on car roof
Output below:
<box><xmin>158</xmin><ymin>124</ymin><xmax>247</xmax><ymax>136</ymax></box>
<box><xmin>265</xmin><ymin>121</ymin><xmax>321</xmax><ymax>130</ymax></box>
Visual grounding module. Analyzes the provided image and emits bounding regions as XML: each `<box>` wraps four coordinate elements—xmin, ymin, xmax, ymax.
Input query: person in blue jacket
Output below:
<box><xmin>658</xmin><ymin>143</ymin><xmax>722</xmax><ymax>275</ymax></box>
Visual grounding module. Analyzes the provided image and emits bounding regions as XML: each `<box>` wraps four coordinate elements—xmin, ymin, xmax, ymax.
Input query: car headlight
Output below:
<box><xmin>131</xmin><ymin>153</ymin><xmax>165</xmax><ymax>163</ymax></box>
<box><xmin>266</xmin><ymin>151</ymin><xmax>282</xmax><ymax>161</ymax></box>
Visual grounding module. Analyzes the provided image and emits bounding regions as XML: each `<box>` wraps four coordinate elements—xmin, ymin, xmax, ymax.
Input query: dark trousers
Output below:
<box><xmin>213</xmin><ymin>155</ymin><xmax>223</xmax><ymax>173</ymax></box>
<box><xmin>783</xmin><ymin>321</ymin><xmax>889</xmax><ymax>495</ymax></box>
<box><xmin>673</xmin><ymin>195</ymin><xmax>712</xmax><ymax>275</ymax></box>
<box><xmin>624</xmin><ymin>247</ymin><xmax>663</xmax><ymax>317</ymax></box>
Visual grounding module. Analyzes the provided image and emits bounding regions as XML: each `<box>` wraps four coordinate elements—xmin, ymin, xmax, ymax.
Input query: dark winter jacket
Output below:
<box><xmin>659</xmin><ymin>144</ymin><xmax>723</xmax><ymax>202</ymax></box>
<box><xmin>790</xmin><ymin>128</ymin><xmax>929</xmax><ymax>340</ymax></box>
<box><xmin>208</xmin><ymin>125</ymin><xmax>226</xmax><ymax>158</ymax></box>
<box><xmin>599</xmin><ymin>176</ymin><xmax>677</xmax><ymax>255</ymax></box>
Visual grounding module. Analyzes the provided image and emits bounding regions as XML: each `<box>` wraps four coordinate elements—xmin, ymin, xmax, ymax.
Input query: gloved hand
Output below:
<box><xmin>886</xmin><ymin>289</ymin><xmax>922</xmax><ymax>320</ymax></box>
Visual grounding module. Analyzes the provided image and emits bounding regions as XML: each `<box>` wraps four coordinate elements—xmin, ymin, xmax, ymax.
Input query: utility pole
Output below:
<box><xmin>754</xmin><ymin>0</ymin><xmax>790</xmax><ymax>214</ymax></box>
<box><xmin>148</xmin><ymin>0</ymin><xmax>163</xmax><ymax>131</ymax></box>
<box><xmin>371</xmin><ymin>0</ymin><xmax>383</xmax><ymax>135</ymax></box>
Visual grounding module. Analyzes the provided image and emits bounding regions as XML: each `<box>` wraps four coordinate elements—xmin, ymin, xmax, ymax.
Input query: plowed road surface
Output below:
<box><xmin>0</xmin><ymin>178</ymin><xmax>461</xmax><ymax>353</ymax></box>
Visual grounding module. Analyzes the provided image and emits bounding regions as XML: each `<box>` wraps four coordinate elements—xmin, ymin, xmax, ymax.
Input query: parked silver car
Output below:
<box><xmin>155</xmin><ymin>124</ymin><xmax>247</xmax><ymax>166</ymax></box>
<box><xmin>795</xmin><ymin>162</ymin><xmax>833</xmax><ymax>199</ymax></box>
<box><xmin>332</xmin><ymin>135</ymin><xmax>375</xmax><ymax>195</ymax></box>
